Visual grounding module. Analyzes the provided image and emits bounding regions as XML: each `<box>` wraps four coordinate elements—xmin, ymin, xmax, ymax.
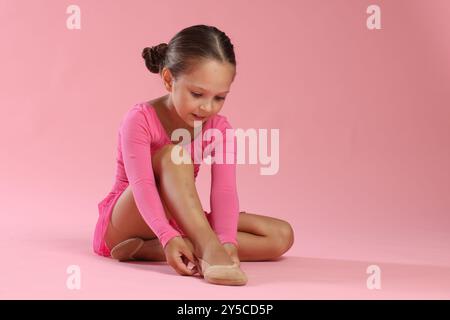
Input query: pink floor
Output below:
<box><xmin>1</xmin><ymin>170</ymin><xmax>449</xmax><ymax>300</ymax></box>
<box><xmin>1</xmin><ymin>225</ymin><xmax>449</xmax><ymax>299</ymax></box>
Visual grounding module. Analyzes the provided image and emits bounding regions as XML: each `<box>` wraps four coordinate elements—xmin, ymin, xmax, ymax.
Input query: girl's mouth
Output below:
<box><xmin>192</xmin><ymin>113</ymin><xmax>206</xmax><ymax>121</ymax></box>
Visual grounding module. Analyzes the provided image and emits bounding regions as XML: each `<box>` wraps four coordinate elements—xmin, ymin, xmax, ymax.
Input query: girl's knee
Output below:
<box><xmin>161</xmin><ymin>144</ymin><xmax>193</xmax><ymax>167</ymax></box>
<box><xmin>152</xmin><ymin>144</ymin><xmax>192</xmax><ymax>176</ymax></box>
<box><xmin>276</xmin><ymin>221</ymin><xmax>295</xmax><ymax>254</ymax></box>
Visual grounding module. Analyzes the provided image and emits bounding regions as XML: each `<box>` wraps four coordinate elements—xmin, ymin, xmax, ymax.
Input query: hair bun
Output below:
<box><xmin>142</xmin><ymin>43</ymin><xmax>168</xmax><ymax>74</ymax></box>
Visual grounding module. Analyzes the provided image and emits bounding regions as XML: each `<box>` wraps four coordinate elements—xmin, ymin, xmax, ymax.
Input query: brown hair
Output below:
<box><xmin>142</xmin><ymin>24</ymin><xmax>236</xmax><ymax>80</ymax></box>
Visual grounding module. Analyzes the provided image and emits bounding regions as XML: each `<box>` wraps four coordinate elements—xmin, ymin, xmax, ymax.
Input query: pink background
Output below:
<box><xmin>1</xmin><ymin>0</ymin><xmax>449</xmax><ymax>299</ymax></box>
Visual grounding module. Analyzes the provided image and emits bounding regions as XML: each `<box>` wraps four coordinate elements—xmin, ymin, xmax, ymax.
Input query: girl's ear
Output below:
<box><xmin>161</xmin><ymin>67</ymin><xmax>174</xmax><ymax>92</ymax></box>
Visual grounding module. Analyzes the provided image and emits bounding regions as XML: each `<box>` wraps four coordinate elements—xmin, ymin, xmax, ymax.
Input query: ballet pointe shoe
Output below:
<box><xmin>194</xmin><ymin>257</ymin><xmax>248</xmax><ymax>286</ymax></box>
<box><xmin>110</xmin><ymin>238</ymin><xmax>144</xmax><ymax>261</ymax></box>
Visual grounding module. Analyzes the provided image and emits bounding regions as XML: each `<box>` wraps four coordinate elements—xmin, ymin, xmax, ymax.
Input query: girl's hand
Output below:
<box><xmin>222</xmin><ymin>243</ymin><xmax>240</xmax><ymax>266</ymax></box>
<box><xmin>163</xmin><ymin>236</ymin><xmax>198</xmax><ymax>276</ymax></box>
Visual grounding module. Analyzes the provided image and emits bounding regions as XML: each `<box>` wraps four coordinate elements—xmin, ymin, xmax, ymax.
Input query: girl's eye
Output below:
<box><xmin>191</xmin><ymin>92</ymin><xmax>225</xmax><ymax>101</ymax></box>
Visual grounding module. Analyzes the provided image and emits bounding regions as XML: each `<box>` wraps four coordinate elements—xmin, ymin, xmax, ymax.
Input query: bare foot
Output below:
<box><xmin>182</xmin><ymin>236</ymin><xmax>195</xmax><ymax>253</ymax></box>
<box><xmin>193</xmin><ymin>238</ymin><xmax>235</xmax><ymax>266</ymax></box>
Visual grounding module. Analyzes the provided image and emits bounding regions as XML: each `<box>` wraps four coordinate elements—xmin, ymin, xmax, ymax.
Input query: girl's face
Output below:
<box><xmin>162</xmin><ymin>59</ymin><xmax>235</xmax><ymax>128</ymax></box>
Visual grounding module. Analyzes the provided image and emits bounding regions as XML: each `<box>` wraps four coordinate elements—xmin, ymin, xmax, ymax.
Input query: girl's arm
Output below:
<box><xmin>209</xmin><ymin>116</ymin><xmax>240</xmax><ymax>248</ymax></box>
<box><xmin>120</xmin><ymin>107</ymin><xmax>182</xmax><ymax>249</ymax></box>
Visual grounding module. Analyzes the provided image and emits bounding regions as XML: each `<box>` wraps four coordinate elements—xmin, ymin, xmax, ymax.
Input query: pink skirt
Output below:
<box><xmin>93</xmin><ymin>180</ymin><xmax>212</xmax><ymax>258</ymax></box>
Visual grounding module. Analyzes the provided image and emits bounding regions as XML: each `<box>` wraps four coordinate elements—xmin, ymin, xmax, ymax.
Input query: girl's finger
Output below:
<box><xmin>174</xmin><ymin>254</ymin><xmax>195</xmax><ymax>276</ymax></box>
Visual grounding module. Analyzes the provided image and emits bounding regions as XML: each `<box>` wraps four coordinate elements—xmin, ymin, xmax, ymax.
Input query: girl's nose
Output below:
<box><xmin>200</xmin><ymin>102</ymin><xmax>213</xmax><ymax>114</ymax></box>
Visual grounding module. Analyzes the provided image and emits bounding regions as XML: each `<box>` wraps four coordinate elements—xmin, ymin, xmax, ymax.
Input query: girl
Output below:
<box><xmin>93</xmin><ymin>25</ymin><xmax>294</xmax><ymax>286</ymax></box>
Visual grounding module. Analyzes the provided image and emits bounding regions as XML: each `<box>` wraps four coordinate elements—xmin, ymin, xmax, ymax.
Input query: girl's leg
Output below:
<box><xmin>151</xmin><ymin>144</ymin><xmax>234</xmax><ymax>266</ymax></box>
<box><xmin>232</xmin><ymin>212</ymin><xmax>294</xmax><ymax>261</ymax></box>
<box><xmin>135</xmin><ymin>211</ymin><xmax>295</xmax><ymax>262</ymax></box>
<box><xmin>105</xmin><ymin>143</ymin><xmax>234</xmax><ymax>266</ymax></box>
<box><xmin>105</xmin><ymin>143</ymin><xmax>294</xmax><ymax>263</ymax></box>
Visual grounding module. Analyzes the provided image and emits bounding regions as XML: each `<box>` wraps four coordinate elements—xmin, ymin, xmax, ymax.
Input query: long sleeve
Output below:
<box><xmin>209</xmin><ymin>117</ymin><xmax>240</xmax><ymax>248</ymax></box>
<box><xmin>120</xmin><ymin>108</ymin><xmax>181</xmax><ymax>249</ymax></box>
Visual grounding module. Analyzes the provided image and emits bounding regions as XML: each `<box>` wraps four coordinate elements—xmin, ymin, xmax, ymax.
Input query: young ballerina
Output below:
<box><xmin>93</xmin><ymin>24</ymin><xmax>294</xmax><ymax>286</ymax></box>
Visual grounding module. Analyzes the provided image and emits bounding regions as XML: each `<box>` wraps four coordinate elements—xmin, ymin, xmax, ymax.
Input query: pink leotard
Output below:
<box><xmin>93</xmin><ymin>101</ymin><xmax>240</xmax><ymax>257</ymax></box>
